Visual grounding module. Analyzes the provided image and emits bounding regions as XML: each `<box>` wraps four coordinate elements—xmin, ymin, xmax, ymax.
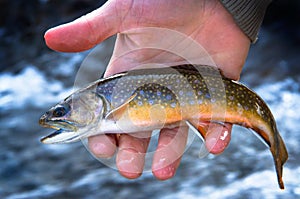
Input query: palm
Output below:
<box><xmin>45</xmin><ymin>0</ymin><xmax>250</xmax><ymax>179</ymax></box>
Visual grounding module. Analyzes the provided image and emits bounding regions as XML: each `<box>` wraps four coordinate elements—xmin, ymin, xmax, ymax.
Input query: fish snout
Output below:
<box><xmin>39</xmin><ymin>112</ymin><xmax>50</xmax><ymax>127</ymax></box>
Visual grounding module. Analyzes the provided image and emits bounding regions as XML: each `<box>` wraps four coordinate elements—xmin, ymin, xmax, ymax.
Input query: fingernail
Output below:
<box><xmin>117</xmin><ymin>150</ymin><xmax>143</xmax><ymax>178</ymax></box>
<box><xmin>205</xmin><ymin>135</ymin><xmax>229</xmax><ymax>154</ymax></box>
<box><xmin>153</xmin><ymin>157</ymin><xmax>176</xmax><ymax>180</ymax></box>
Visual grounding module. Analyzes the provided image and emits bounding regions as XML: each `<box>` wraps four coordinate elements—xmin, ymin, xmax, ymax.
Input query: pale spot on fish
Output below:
<box><xmin>148</xmin><ymin>99</ymin><xmax>154</xmax><ymax>105</ymax></box>
<box><xmin>210</xmin><ymin>87</ymin><xmax>216</xmax><ymax>92</ymax></box>
<box><xmin>139</xmin><ymin>90</ymin><xmax>145</xmax><ymax>96</ymax></box>
<box><xmin>237</xmin><ymin>103</ymin><xmax>244</xmax><ymax>114</ymax></box>
<box><xmin>205</xmin><ymin>93</ymin><xmax>211</xmax><ymax>99</ymax></box>
<box><xmin>170</xmin><ymin>102</ymin><xmax>176</xmax><ymax>108</ymax></box>
<box><xmin>198</xmin><ymin>99</ymin><xmax>203</xmax><ymax>104</ymax></box>
<box><xmin>194</xmin><ymin>79</ymin><xmax>200</xmax><ymax>84</ymax></box>
<box><xmin>166</xmin><ymin>95</ymin><xmax>172</xmax><ymax>100</ymax></box>
<box><xmin>187</xmin><ymin>91</ymin><xmax>193</xmax><ymax>96</ymax></box>
<box><xmin>189</xmin><ymin>100</ymin><xmax>195</xmax><ymax>105</ymax></box>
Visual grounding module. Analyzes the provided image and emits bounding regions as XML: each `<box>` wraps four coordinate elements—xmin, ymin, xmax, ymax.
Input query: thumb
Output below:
<box><xmin>44</xmin><ymin>1</ymin><xmax>119</xmax><ymax>52</ymax></box>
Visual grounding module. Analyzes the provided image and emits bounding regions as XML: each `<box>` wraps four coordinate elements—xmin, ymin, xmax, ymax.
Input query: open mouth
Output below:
<box><xmin>39</xmin><ymin>118</ymin><xmax>77</xmax><ymax>131</ymax></box>
<box><xmin>40</xmin><ymin>128</ymin><xmax>83</xmax><ymax>144</ymax></box>
<box><xmin>39</xmin><ymin>119</ymin><xmax>80</xmax><ymax>144</ymax></box>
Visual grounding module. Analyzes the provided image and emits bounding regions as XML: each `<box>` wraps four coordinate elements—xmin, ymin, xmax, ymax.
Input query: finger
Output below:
<box><xmin>44</xmin><ymin>2</ymin><xmax>119</xmax><ymax>52</ymax></box>
<box><xmin>152</xmin><ymin>126</ymin><xmax>188</xmax><ymax>180</ymax></box>
<box><xmin>116</xmin><ymin>132</ymin><xmax>151</xmax><ymax>179</ymax></box>
<box><xmin>88</xmin><ymin>134</ymin><xmax>117</xmax><ymax>158</ymax></box>
<box><xmin>205</xmin><ymin>123</ymin><xmax>232</xmax><ymax>154</ymax></box>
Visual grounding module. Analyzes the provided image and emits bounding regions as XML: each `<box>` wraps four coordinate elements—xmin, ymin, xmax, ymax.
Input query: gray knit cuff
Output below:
<box><xmin>219</xmin><ymin>0</ymin><xmax>272</xmax><ymax>43</ymax></box>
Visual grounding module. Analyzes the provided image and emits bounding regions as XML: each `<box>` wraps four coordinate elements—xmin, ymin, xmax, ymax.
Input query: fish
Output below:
<box><xmin>39</xmin><ymin>64</ymin><xmax>288</xmax><ymax>189</ymax></box>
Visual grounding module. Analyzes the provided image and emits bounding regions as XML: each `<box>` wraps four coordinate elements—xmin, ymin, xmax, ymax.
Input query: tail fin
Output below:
<box><xmin>271</xmin><ymin>127</ymin><xmax>288</xmax><ymax>189</ymax></box>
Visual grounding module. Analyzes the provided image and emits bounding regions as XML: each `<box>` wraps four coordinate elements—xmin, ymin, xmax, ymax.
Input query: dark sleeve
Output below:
<box><xmin>219</xmin><ymin>0</ymin><xmax>272</xmax><ymax>43</ymax></box>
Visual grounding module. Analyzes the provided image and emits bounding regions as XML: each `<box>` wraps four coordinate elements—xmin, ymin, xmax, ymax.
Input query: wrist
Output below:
<box><xmin>194</xmin><ymin>0</ymin><xmax>250</xmax><ymax>80</ymax></box>
<box><xmin>219</xmin><ymin>0</ymin><xmax>272</xmax><ymax>43</ymax></box>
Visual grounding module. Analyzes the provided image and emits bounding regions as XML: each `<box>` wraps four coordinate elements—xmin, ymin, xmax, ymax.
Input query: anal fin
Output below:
<box><xmin>185</xmin><ymin>120</ymin><xmax>230</xmax><ymax>157</ymax></box>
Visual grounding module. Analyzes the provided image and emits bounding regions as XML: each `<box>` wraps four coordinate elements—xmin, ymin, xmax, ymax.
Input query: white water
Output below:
<box><xmin>1</xmin><ymin>63</ymin><xmax>299</xmax><ymax>199</ymax></box>
<box><xmin>0</xmin><ymin>66</ymin><xmax>72</xmax><ymax>110</ymax></box>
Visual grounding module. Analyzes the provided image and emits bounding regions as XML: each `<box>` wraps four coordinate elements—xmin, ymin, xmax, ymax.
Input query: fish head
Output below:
<box><xmin>39</xmin><ymin>90</ymin><xmax>104</xmax><ymax>144</ymax></box>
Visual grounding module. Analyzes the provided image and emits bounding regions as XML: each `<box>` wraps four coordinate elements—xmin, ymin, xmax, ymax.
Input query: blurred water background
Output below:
<box><xmin>0</xmin><ymin>0</ymin><xmax>299</xmax><ymax>198</ymax></box>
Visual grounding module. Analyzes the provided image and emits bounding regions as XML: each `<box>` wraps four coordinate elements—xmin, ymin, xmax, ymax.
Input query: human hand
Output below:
<box><xmin>44</xmin><ymin>0</ymin><xmax>250</xmax><ymax>179</ymax></box>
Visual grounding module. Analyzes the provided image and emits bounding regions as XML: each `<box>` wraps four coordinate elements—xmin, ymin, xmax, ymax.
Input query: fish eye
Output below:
<box><xmin>53</xmin><ymin>104</ymin><xmax>70</xmax><ymax>117</ymax></box>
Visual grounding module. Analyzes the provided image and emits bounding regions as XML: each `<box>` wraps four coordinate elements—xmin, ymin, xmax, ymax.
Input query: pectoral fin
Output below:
<box><xmin>104</xmin><ymin>93</ymin><xmax>137</xmax><ymax>121</ymax></box>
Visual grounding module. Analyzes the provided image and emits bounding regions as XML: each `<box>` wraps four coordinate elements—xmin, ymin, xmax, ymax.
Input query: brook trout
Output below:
<box><xmin>39</xmin><ymin>65</ymin><xmax>288</xmax><ymax>189</ymax></box>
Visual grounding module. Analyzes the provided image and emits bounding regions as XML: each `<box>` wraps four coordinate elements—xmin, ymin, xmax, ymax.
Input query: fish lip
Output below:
<box><xmin>40</xmin><ymin>129</ymin><xmax>64</xmax><ymax>143</ymax></box>
<box><xmin>40</xmin><ymin>129</ymin><xmax>81</xmax><ymax>144</ymax></box>
<box><xmin>39</xmin><ymin>117</ymin><xmax>78</xmax><ymax>132</ymax></box>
